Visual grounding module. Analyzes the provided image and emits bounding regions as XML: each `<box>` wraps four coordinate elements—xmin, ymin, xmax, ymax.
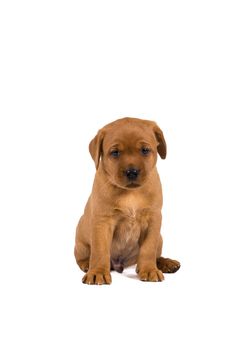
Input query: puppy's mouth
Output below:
<box><xmin>126</xmin><ymin>183</ymin><xmax>140</xmax><ymax>189</ymax></box>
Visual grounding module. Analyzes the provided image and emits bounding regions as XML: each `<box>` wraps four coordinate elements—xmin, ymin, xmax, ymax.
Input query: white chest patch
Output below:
<box><xmin>116</xmin><ymin>192</ymin><xmax>140</xmax><ymax>218</ymax></box>
<box><xmin>111</xmin><ymin>191</ymin><xmax>152</xmax><ymax>261</ymax></box>
<box><xmin>112</xmin><ymin>192</ymin><xmax>146</xmax><ymax>251</ymax></box>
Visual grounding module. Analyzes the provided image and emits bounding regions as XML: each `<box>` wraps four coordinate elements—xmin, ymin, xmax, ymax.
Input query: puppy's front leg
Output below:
<box><xmin>137</xmin><ymin>213</ymin><xmax>164</xmax><ymax>282</ymax></box>
<box><xmin>82</xmin><ymin>219</ymin><xmax>114</xmax><ymax>285</ymax></box>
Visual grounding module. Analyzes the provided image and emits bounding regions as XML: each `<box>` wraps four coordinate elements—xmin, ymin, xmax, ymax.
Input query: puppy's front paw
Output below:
<box><xmin>82</xmin><ymin>270</ymin><xmax>112</xmax><ymax>285</ymax></box>
<box><xmin>137</xmin><ymin>267</ymin><xmax>164</xmax><ymax>282</ymax></box>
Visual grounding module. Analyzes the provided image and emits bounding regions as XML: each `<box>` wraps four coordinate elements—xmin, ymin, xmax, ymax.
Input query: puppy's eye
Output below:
<box><xmin>110</xmin><ymin>150</ymin><xmax>120</xmax><ymax>158</ymax></box>
<box><xmin>141</xmin><ymin>147</ymin><xmax>151</xmax><ymax>155</ymax></box>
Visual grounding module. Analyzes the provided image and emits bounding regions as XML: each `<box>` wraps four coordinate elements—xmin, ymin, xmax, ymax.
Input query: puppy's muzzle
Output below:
<box><xmin>124</xmin><ymin>168</ymin><xmax>140</xmax><ymax>181</ymax></box>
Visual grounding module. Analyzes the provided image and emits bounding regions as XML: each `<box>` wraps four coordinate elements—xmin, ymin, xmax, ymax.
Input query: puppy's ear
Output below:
<box><xmin>89</xmin><ymin>130</ymin><xmax>104</xmax><ymax>169</ymax></box>
<box><xmin>153</xmin><ymin>123</ymin><xmax>167</xmax><ymax>159</ymax></box>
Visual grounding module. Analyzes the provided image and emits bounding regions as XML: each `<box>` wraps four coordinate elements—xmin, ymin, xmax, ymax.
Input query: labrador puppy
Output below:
<box><xmin>74</xmin><ymin>117</ymin><xmax>180</xmax><ymax>284</ymax></box>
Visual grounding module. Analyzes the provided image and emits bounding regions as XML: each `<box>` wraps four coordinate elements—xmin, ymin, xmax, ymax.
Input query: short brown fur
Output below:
<box><xmin>74</xmin><ymin>117</ymin><xmax>180</xmax><ymax>284</ymax></box>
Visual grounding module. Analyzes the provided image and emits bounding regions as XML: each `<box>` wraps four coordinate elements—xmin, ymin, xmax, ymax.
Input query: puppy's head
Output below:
<box><xmin>89</xmin><ymin>117</ymin><xmax>166</xmax><ymax>189</ymax></box>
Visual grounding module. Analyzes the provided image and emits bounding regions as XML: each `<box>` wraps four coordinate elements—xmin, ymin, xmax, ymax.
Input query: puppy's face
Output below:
<box><xmin>103</xmin><ymin>128</ymin><xmax>158</xmax><ymax>189</ymax></box>
<box><xmin>89</xmin><ymin>118</ymin><xmax>166</xmax><ymax>189</ymax></box>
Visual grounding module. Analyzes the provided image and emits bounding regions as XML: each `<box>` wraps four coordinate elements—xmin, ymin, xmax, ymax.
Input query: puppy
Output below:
<box><xmin>74</xmin><ymin>117</ymin><xmax>180</xmax><ymax>284</ymax></box>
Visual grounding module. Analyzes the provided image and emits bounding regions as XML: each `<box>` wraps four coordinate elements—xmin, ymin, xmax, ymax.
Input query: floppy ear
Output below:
<box><xmin>89</xmin><ymin>130</ymin><xmax>104</xmax><ymax>169</ymax></box>
<box><xmin>153</xmin><ymin>123</ymin><xmax>167</xmax><ymax>159</ymax></box>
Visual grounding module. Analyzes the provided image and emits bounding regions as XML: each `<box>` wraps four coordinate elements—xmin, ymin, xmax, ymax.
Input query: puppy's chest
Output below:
<box><xmin>113</xmin><ymin>194</ymin><xmax>150</xmax><ymax>241</ymax></box>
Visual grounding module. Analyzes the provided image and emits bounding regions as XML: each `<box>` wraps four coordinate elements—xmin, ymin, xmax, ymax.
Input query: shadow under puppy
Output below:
<box><xmin>74</xmin><ymin>117</ymin><xmax>180</xmax><ymax>284</ymax></box>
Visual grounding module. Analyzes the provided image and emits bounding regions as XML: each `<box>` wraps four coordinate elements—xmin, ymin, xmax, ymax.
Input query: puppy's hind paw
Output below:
<box><xmin>157</xmin><ymin>257</ymin><xmax>180</xmax><ymax>273</ymax></box>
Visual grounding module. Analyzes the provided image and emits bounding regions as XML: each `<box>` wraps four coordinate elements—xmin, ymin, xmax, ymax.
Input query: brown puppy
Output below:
<box><xmin>74</xmin><ymin>117</ymin><xmax>180</xmax><ymax>284</ymax></box>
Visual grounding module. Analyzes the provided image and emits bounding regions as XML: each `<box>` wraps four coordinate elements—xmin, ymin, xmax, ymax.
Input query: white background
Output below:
<box><xmin>0</xmin><ymin>1</ymin><xmax>233</xmax><ymax>349</ymax></box>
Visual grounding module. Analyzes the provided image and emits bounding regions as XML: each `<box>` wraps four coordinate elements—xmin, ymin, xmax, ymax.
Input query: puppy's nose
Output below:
<box><xmin>125</xmin><ymin>168</ymin><xmax>139</xmax><ymax>181</ymax></box>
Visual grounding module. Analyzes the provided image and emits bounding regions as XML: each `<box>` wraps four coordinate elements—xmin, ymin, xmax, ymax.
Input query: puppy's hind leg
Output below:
<box><xmin>74</xmin><ymin>244</ymin><xmax>90</xmax><ymax>272</ymax></box>
<box><xmin>156</xmin><ymin>234</ymin><xmax>180</xmax><ymax>273</ymax></box>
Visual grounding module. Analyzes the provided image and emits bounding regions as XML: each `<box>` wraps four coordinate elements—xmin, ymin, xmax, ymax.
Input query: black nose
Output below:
<box><xmin>125</xmin><ymin>168</ymin><xmax>139</xmax><ymax>181</ymax></box>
